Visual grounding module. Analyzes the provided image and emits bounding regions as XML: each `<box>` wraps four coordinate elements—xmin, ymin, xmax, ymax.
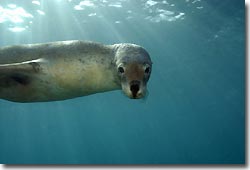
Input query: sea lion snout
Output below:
<box><xmin>117</xmin><ymin>62</ymin><xmax>151</xmax><ymax>99</ymax></box>
<box><xmin>130</xmin><ymin>80</ymin><xmax>141</xmax><ymax>99</ymax></box>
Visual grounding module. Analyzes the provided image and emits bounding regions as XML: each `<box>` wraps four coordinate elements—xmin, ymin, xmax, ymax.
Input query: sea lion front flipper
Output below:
<box><xmin>0</xmin><ymin>58</ymin><xmax>44</xmax><ymax>87</ymax></box>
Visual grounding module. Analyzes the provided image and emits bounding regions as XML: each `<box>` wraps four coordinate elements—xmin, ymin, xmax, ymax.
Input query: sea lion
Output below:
<box><xmin>0</xmin><ymin>40</ymin><xmax>152</xmax><ymax>103</ymax></box>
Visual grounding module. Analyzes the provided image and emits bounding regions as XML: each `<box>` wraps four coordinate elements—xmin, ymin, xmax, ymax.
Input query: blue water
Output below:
<box><xmin>0</xmin><ymin>0</ymin><xmax>245</xmax><ymax>164</ymax></box>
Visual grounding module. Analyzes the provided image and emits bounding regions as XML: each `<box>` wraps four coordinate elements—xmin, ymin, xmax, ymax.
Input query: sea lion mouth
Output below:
<box><xmin>129</xmin><ymin>80</ymin><xmax>141</xmax><ymax>99</ymax></box>
<box><xmin>121</xmin><ymin>81</ymin><xmax>145</xmax><ymax>99</ymax></box>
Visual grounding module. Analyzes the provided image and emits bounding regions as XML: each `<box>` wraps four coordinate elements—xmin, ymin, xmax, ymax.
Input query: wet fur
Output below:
<box><xmin>0</xmin><ymin>40</ymin><xmax>151</xmax><ymax>102</ymax></box>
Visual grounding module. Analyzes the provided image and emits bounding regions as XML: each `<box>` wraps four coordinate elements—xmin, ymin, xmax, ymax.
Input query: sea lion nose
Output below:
<box><xmin>130</xmin><ymin>80</ymin><xmax>140</xmax><ymax>98</ymax></box>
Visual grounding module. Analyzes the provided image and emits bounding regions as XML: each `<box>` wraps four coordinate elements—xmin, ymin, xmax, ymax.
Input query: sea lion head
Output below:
<box><xmin>114</xmin><ymin>44</ymin><xmax>152</xmax><ymax>99</ymax></box>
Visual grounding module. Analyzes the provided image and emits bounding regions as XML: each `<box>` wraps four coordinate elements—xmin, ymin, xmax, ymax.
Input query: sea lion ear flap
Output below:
<box><xmin>0</xmin><ymin>58</ymin><xmax>45</xmax><ymax>87</ymax></box>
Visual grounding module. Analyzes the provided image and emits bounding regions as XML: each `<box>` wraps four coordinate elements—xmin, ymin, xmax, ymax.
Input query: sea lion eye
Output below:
<box><xmin>118</xmin><ymin>66</ymin><xmax>125</xmax><ymax>74</ymax></box>
<box><xmin>145</xmin><ymin>67</ymin><xmax>150</xmax><ymax>74</ymax></box>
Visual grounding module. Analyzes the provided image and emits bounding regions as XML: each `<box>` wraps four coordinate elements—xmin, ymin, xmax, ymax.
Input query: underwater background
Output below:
<box><xmin>0</xmin><ymin>0</ymin><xmax>245</xmax><ymax>164</ymax></box>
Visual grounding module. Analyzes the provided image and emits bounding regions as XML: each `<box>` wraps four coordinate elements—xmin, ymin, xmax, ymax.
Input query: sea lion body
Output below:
<box><xmin>0</xmin><ymin>40</ymin><xmax>152</xmax><ymax>102</ymax></box>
